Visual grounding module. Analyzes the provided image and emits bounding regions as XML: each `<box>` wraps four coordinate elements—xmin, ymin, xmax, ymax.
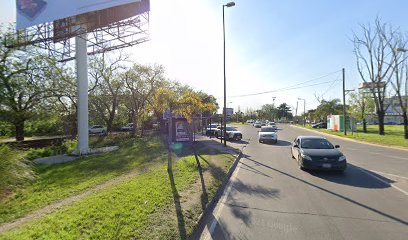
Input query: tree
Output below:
<box><xmin>89</xmin><ymin>52</ymin><xmax>128</xmax><ymax>133</ymax></box>
<box><xmin>314</xmin><ymin>99</ymin><xmax>343</xmax><ymax>122</ymax></box>
<box><xmin>353</xmin><ymin>18</ymin><xmax>399</xmax><ymax>135</ymax></box>
<box><xmin>348</xmin><ymin>91</ymin><xmax>375</xmax><ymax>132</ymax></box>
<box><xmin>123</xmin><ymin>64</ymin><xmax>165</xmax><ymax>136</ymax></box>
<box><xmin>391</xmin><ymin>50</ymin><xmax>408</xmax><ymax>139</ymax></box>
<box><xmin>0</xmin><ymin>28</ymin><xmax>58</xmax><ymax>140</ymax></box>
<box><xmin>277</xmin><ymin>103</ymin><xmax>292</xmax><ymax>120</ymax></box>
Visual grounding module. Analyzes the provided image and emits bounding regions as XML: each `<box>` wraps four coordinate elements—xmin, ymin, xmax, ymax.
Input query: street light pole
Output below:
<box><xmin>223</xmin><ymin>1</ymin><xmax>235</xmax><ymax>147</ymax></box>
<box><xmin>298</xmin><ymin>98</ymin><xmax>305</xmax><ymax>126</ymax></box>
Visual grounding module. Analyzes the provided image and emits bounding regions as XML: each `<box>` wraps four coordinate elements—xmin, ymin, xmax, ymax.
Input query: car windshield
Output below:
<box><xmin>261</xmin><ymin>127</ymin><xmax>276</xmax><ymax>132</ymax></box>
<box><xmin>209</xmin><ymin>124</ymin><xmax>217</xmax><ymax>128</ymax></box>
<box><xmin>301</xmin><ymin>139</ymin><xmax>334</xmax><ymax>149</ymax></box>
<box><xmin>226</xmin><ymin>127</ymin><xmax>236</xmax><ymax>131</ymax></box>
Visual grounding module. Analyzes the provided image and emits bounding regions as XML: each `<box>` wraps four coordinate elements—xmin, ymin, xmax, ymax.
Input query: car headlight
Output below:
<box><xmin>338</xmin><ymin>155</ymin><xmax>346</xmax><ymax>162</ymax></box>
<box><xmin>301</xmin><ymin>153</ymin><xmax>312</xmax><ymax>161</ymax></box>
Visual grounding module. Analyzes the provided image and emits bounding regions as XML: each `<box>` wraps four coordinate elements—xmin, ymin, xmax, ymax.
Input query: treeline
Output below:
<box><xmin>0</xmin><ymin>27</ymin><xmax>218</xmax><ymax>140</ymax></box>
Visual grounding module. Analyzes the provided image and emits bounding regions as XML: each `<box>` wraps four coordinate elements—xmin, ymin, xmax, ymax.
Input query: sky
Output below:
<box><xmin>2</xmin><ymin>0</ymin><xmax>408</xmax><ymax>115</ymax></box>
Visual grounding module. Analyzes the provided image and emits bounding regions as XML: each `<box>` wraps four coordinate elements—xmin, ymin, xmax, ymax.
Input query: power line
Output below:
<box><xmin>228</xmin><ymin>69</ymin><xmax>342</xmax><ymax>98</ymax></box>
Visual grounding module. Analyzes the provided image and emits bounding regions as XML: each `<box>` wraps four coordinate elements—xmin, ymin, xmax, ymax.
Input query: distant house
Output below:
<box><xmin>380</xmin><ymin>96</ymin><xmax>407</xmax><ymax>124</ymax></box>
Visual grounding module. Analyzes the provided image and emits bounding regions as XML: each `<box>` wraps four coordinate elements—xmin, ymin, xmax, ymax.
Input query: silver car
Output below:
<box><xmin>258</xmin><ymin>126</ymin><xmax>278</xmax><ymax>144</ymax></box>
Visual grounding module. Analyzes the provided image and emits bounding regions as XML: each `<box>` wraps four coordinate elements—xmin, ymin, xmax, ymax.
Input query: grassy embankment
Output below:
<box><xmin>0</xmin><ymin>134</ymin><xmax>235</xmax><ymax>239</ymax></box>
<box><xmin>298</xmin><ymin>124</ymin><xmax>407</xmax><ymax>148</ymax></box>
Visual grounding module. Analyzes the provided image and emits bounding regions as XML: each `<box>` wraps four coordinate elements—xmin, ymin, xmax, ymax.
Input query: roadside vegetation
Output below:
<box><xmin>300</xmin><ymin>124</ymin><xmax>408</xmax><ymax>148</ymax></box>
<box><xmin>0</xmin><ymin>135</ymin><xmax>235</xmax><ymax>239</ymax></box>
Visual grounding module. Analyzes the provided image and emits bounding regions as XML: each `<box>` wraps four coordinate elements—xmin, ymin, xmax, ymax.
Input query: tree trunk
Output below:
<box><xmin>15</xmin><ymin>119</ymin><xmax>25</xmax><ymax>141</ymax></box>
<box><xmin>377</xmin><ymin>111</ymin><xmax>385</xmax><ymax>135</ymax></box>
<box><xmin>403</xmin><ymin>112</ymin><xmax>408</xmax><ymax>139</ymax></box>
<box><xmin>362</xmin><ymin>118</ymin><xmax>367</xmax><ymax>133</ymax></box>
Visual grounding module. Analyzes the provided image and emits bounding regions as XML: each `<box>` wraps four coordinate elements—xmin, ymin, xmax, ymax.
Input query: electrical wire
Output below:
<box><xmin>228</xmin><ymin>69</ymin><xmax>342</xmax><ymax>98</ymax></box>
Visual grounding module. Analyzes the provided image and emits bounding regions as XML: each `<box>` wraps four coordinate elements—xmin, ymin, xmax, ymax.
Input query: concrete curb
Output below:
<box><xmin>189</xmin><ymin>144</ymin><xmax>244</xmax><ymax>240</ymax></box>
<box><xmin>291</xmin><ymin>125</ymin><xmax>408</xmax><ymax>152</ymax></box>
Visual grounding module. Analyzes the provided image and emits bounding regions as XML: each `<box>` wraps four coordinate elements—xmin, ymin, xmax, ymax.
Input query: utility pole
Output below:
<box><xmin>295</xmin><ymin>99</ymin><xmax>299</xmax><ymax>120</ymax></box>
<box><xmin>342</xmin><ymin>68</ymin><xmax>347</xmax><ymax>136</ymax></box>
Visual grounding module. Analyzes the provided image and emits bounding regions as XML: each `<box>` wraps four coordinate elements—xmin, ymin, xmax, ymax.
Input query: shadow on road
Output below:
<box><xmin>308</xmin><ymin>163</ymin><xmax>394</xmax><ymax>189</ymax></box>
<box><xmin>242</xmin><ymin>154</ymin><xmax>408</xmax><ymax>226</ymax></box>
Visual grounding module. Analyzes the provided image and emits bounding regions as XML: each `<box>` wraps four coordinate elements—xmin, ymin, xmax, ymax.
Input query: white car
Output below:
<box><xmin>215</xmin><ymin>126</ymin><xmax>242</xmax><ymax>141</ymax></box>
<box><xmin>258</xmin><ymin>126</ymin><xmax>278</xmax><ymax>144</ymax></box>
<box><xmin>254</xmin><ymin>121</ymin><xmax>262</xmax><ymax>128</ymax></box>
<box><xmin>89</xmin><ymin>125</ymin><xmax>107</xmax><ymax>135</ymax></box>
<box><xmin>121</xmin><ymin>123</ymin><xmax>134</xmax><ymax>131</ymax></box>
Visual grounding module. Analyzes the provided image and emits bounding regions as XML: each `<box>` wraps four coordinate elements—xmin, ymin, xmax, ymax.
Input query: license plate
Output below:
<box><xmin>322</xmin><ymin>163</ymin><xmax>331</xmax><ymax>168</ymax></box>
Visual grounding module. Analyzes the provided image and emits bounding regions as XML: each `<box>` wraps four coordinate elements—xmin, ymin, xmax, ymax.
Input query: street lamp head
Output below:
<box><xmin>224</xmin><ymin>2</ymin><xmax>235</xmax><ymax>7</ymax></box>
<box><xmin>395</xmin><ymin>47</ymin><xmax>408</xmax><ymax>53</ymax></box>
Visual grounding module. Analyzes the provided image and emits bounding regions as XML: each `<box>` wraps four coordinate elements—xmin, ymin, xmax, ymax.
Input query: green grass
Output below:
<box><xmin>0</xmin><ymin>143</ymin><xmax>235</xmax><ymax>239</ymax></box>
<box><xmin>300</xmin><ymin>124</ymin><xmax>407</xmax><ymax>148</ymax></box>
<box><xmin>0</xmin><ymin>136</ymin><xmax>166</xmax><ymax>224</ymax></box>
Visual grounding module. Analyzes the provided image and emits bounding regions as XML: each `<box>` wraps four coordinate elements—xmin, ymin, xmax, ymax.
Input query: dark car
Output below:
<box><xmin>291</xmin><ymin>136</ymin><xmax>347</xmax><ymax>172</ymax></box>
<box><xmin>312</xmin><ymin>122</ymin><xmax>327</xmax><ymax>128</ymax></box>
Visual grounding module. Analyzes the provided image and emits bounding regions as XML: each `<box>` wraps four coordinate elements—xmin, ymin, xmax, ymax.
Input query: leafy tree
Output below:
<box><xmin>89</xmin><ymin>53</ymin><xmax>127</xmax><ymax>132</ymax></box>
<box><xmin>348</xmin><ymin>91</ymin><xmax>375</xmax><ymax>132</ymax></box>
<box><xmin>123</xmin><ymin>64</ymin><xmax>165</xmax><ymax>135</ymax></box>
<box><xmin>0</xmin><ymin>27</ymin><xmax>61</xmax><ymax>140</ymax></box>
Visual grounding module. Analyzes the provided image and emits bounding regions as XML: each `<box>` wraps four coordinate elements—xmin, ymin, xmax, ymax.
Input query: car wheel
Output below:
<box><xmin>215</xmin><ymin>133</ymin><xmax>219</xmax><ymax>138</ymax></box>
<box><xmin>259</xmin><ymin>139</ymin><xmax>262</xmax><ymax>143</ymax></box>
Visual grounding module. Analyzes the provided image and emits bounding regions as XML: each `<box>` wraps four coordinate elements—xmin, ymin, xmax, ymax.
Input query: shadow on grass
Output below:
<box><xmin>167</xmin><ymin>149</ymin><xmax>187</xmax><ymax>239</ymax></box>
<box><xmin>193</xmin><ymin>146</ymin><xmax>209</xmax><ymax>211</ymax></box>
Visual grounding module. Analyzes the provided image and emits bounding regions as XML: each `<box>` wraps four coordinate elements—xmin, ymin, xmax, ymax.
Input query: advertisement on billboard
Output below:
<box><xmin>225</xmin><ymin>108</ymin><xmax>234</xmax><ymax>118</ymax></box>
<box><xmin>175</xmin><ymin>120</ymin><xmax>190</xmax><ymax>142</ymax></box>
<box><xmin>16</xmin><ymin>0</ymin><xmax>141</xmax><ymax>30</ymax></box>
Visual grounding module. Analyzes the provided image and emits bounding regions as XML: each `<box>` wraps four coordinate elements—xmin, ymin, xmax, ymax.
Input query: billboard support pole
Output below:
<box><xmin>75</xmin><ymin>33</ymin><xmax>89</xmax><ymax>155</ymax></box>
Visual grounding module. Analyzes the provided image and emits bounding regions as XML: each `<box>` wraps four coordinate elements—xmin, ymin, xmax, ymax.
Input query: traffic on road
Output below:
<box><xmin>199</xmin><ymin>122</ymin><xmax>408</xmax><ymax>240</ymax></box>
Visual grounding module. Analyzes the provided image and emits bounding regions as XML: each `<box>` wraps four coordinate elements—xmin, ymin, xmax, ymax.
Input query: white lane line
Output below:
<box><xmin>355</xmin><ymin>167</ymin><xmax>408</xmax><ymax>196</ymax></box>
<box><xmin>201</xmin><ymin>161</ymin><xmax>243</xmax><ymax>240</ymax></box>
<box><xmin>368</xmin><ymin>170</ymin><xmax>408</xmax><ymax>181</ymax></box>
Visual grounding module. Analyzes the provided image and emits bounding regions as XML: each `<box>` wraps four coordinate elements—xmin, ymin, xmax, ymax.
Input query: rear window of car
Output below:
<box><xmin>226</xmin><ymin>127</ymin><xmax>237</xmax><ymax>131</ymax></box>
<box><xmin>261</xmin><ymin>127</ymin><xmax>276</xmax><ymax>132</ymax></box>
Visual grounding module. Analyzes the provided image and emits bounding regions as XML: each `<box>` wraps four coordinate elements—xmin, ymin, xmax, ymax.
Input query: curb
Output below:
<box><xmin>189</xmin><ymin>145</ymin><xmax>244</xmax><ymax>240</ymax></box>
<box><xmin>291</xmin><ymin>125</ymin><xmax>408</xmax><ymax>152</ymax></box>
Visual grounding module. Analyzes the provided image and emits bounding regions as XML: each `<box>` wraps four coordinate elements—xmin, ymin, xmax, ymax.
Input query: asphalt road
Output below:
<box><xmin>198</xmin><ymin>124</ymin><xmax>408</xmax><ymax>240</ymax></box>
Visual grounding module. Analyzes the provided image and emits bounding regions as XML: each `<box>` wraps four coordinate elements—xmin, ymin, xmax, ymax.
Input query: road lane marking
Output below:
<box><xmin>355</xmin><ymin>167</ymin><xmax>408</xmax><ymax>196</ymax></box>
<box><xmin>367</xmin><ymin>152</ymin><xmax>408</xmax><ymax>160</ymax></box>
<box><xmin>201</xmin><ymin>161</ymin><xmax>243</xmax><ymax>240</ymax></box>
<box><xmin>368</xmin><ymin>170</ymin><xmax>408</xmax><ymax>181</ymax></box>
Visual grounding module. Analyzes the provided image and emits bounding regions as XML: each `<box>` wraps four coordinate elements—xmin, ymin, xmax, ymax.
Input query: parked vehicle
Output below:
<box><xmin>258</xmin><ymin>126</ymin><xmax>278</xmax><ymax>144</ymax></box>
<box><xmin>291</xmin><ymin>136</ymin><xmax>347</xmax><ymax>172</ymax></box>
<box><xmin>254</xmin><ymin>121</ymin><xmax>262</xmax><ymax>128</ymax></box>
<box><xmin>312</xmin><ymin>122</ymin><xmax>327</xmax><ymax>128</ymax></box>
<box><xmin>205</xmin><ymin>124</ymin><xmax>219</xmax><ymax>136</ymax></box>
<box><xmin>215</xmin><ymin>126</ymin><xmax>242</xmax><ymax>141</ymax></box>
<box><xmin>89</xmin><ymin>125</ymin><xmax>107</xmax><ymax>135</ymax></box>
<box><xmin>121</xmin><ymin>123</ymin><xmax>134</xmax><ymax>131</ymax></box>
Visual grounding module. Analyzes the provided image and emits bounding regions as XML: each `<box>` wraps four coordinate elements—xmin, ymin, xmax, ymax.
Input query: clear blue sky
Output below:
<box><xmin>2</xmin><ymin>0</ymin><xmax>408</xmax><ymax>114</ymax></box>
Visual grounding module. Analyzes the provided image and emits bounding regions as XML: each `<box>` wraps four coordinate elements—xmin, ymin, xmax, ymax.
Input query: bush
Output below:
<box><xmin>25</xmin><ymin>139</ymin><xmax>78</xmax><ymax>160</ymax></box>
<box><xmin>0</xmin><ymin>145</ymin><xmax>35</xmax><ymax>196</ymax></box>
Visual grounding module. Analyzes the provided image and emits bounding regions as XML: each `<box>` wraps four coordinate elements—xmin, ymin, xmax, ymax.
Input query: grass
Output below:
<box><xmin>0</xmin><ymin>141</ymin><xmax>235</xmax><ymax>239</ymax></box>
<box><xmin>0</xmin><ymin>135</ymin><xmax>166</xmax><ymax>224</ymax></box>
<box><xmin>299</xmin><ymin>124</ymin><xmax>408</xmax><ymax>148</ymax></box>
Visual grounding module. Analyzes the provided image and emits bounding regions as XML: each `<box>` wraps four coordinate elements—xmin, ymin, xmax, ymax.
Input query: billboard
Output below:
<box><xmin>225</xmin><ymin>108</ymin><xmax>234</xmax><ymax>118</ymax></box>
<box><xmin>16</xmin><ymin>0</ymin><xmax>142</xmax><ymax>30</ymax></box>
<box><xmin>53</xmin><ymin>0</ymin><xmax>150</xmax><ymax>42</ymax></box>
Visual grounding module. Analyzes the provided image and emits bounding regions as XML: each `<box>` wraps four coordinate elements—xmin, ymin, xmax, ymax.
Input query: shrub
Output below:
<box><xmin>0</xmin><ymin>145</ymin><xmax>35</xmax><ymax>196</ymax></box>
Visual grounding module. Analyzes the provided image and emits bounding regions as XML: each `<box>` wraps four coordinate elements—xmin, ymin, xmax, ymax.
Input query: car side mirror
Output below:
<box><xmin>335</xmin><ymin>145</ymin><xmax>340</xmax><ymax>148</ymax></box>
<box><xmin>293</xmin><ymin>144</ymin><xmax>299</xmax><ymax>148</ymax></box>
